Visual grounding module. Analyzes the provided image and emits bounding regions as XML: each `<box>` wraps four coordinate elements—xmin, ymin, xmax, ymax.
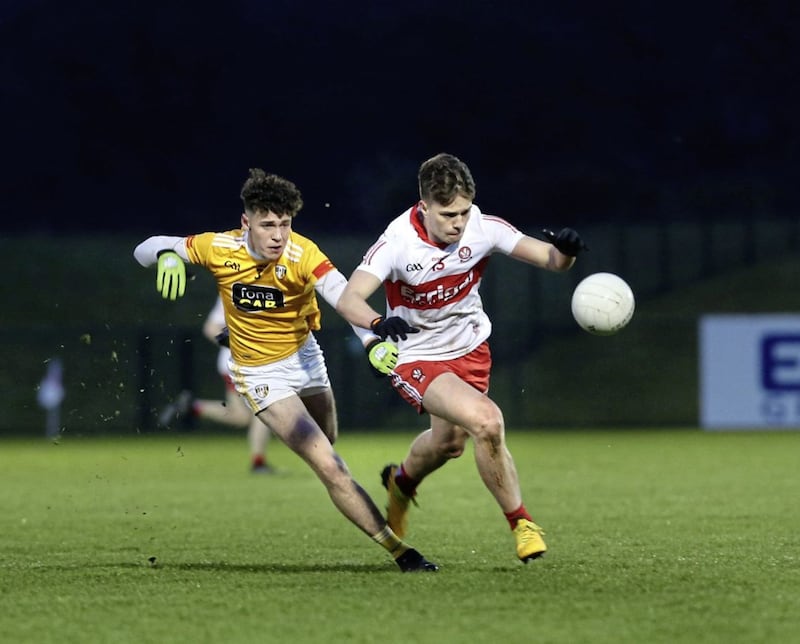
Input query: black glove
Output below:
<box><xmin>543</xmin><ymin>227</ymin><xmax>588</xmax><ymax>256</ymax></box>
<box><xmin>365</xmin><ymin>339</ymin><xmax>399</xmax><ymax>378</ymax></box>
<box><xmin>215</xmin><ymin>327</ymin><xmax>230</xmax><ymax>348</ymax></box>
<box><xmin>370</xmin><ymin>316</ymin><xmax>420</xmax><ymax>342</ymax></box>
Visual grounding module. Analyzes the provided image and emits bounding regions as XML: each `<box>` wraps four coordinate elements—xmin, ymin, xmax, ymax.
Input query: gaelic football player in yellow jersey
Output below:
<box><xmin>134</xmin><ymin>168</ymin><xmax>437</xmax><ymax>572</ymax></box>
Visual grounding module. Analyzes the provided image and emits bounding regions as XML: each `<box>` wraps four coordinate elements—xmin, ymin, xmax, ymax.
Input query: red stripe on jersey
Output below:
<box><xmin>363</xmin><ymin>240</ymin><xmax>387</xmax><ymax>265</ymax></box>
<box><xmin>482</xmin><ymin>214</ymin><xmax>519</xmax><ymax>233</ymax></box>
<box><xmin>385</xmin><ymin>257</ymin><xmax>490</xmax><ymax>310</ymax></box>
<box><xmin>185</xmin><ymin>235</ymin><xmax>196</xmax><ymax>249</ymax></box>
<box><xmin>312</xmin><ymin>259</ymin><xmax>335</xmax><ymax>279</ymax></box>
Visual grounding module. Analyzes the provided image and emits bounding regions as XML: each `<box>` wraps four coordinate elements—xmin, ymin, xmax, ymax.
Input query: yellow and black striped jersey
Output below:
<box><xmin>185</xmin><ymin>229</ymin><xmax>335</xmax><ymax>366</ymax></box>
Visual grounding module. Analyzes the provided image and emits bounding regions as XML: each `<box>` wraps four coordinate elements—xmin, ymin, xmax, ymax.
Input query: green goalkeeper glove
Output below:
<box><xmin>365</xmin><ymin>339</ymin><xmax>398</xmax><ymax>377</ymax></box>
<box><xmin>156</xmin><ymin>250</ymin><xmax>186</xmax><ymax>300</ymax></box>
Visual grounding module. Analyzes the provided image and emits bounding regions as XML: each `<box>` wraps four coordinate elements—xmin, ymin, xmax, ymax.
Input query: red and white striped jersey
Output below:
<box><xmin>355</xmin><ymin>203</ymin><xmax>523</xmax><ymax>363</ymax></box>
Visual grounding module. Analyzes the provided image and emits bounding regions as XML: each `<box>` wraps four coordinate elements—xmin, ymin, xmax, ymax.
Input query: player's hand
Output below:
<box><xmin>365</xmin><ymin>339</ymin><xmax>398</xmax><ymax>377</ymax></box>
<box><xmin>542</xmin><ymin>228</ymin><xmax>588</xmax><ymax>256</ymax></box>
<box><xmin>370</xmin><ymin>316</ymin><xmax>420</xmax><ymax>342</ymax></box>
<box><xmin>215</xmin><ymin>327</ymin><xmax>230</xmax><ymax>348</ymax></box>
<box><xmin>156</xmin><ymin>250</ymin><xmax>186</xmax><ymax>300</ymax></box>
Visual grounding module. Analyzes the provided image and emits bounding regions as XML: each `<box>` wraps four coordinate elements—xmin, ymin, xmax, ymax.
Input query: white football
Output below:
<box><xmin>571</xmin><ymin>272</ymin><xmax>635</xmax><ymax>336</ymax></box>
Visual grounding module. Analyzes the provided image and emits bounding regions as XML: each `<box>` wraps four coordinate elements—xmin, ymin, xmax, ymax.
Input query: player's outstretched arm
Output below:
<box><xmin>133</xmin><ymin>235</ymin><xmax>188</xmax><ymax>267</ymax></box>
<box><xmin>336</xmin><ymin>270</ymin><xmax>387</xmax><ymax>330</ymax></box>
<box><xmin>542</xmin><ymin>227</ymin><xmax>588</xmax><ymax>257</ymax></box>
<box><xmin>510</xmin><ymin>228</ymin><xmax>587</xmax><ymax>272</ymax></box>
<box><xmin>336</xmin><ymin>269</ymin><xmax>419</xmax><ymax>342</ymax></box>
<box><xmin>315</xmin><ymin>268</ymin><xmax>376</xmax><ymax>342</ymax></box>
<box><xmin>133</xmin><ymin>235</ymin><xmax>190</xmax><ymax>300</ymax></box>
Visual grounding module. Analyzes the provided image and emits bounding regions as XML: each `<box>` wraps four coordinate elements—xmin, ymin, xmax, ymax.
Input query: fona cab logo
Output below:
<box><xmin>233</xmin><ymin>283</ymin><xmax>285</xmax><ymax>311</ymax></box>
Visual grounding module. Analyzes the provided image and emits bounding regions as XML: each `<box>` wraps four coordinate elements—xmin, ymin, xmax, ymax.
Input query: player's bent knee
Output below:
<box><xmin>443</xmin><ymin>445</ymin><xmax>465</xmax><ymax>459</ymax></box>
<box><xmin>436</xmin><ymin>432</ymin><xmax>468</xmax><ymax>459</ymax></box>
<box><xmin>470</xmin><ymin>413</ymin><xmax>504</xmax><ymax>443</ymax></box>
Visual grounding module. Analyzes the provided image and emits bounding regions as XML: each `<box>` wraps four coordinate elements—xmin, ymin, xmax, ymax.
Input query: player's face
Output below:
<box><xmin>242</xmin><ymin>210</ymin><xmax>292</xmax><ymax>261</ymax></box>
<box><xmin>420</xmin><ymin>195</ymin><xmax>472</xmax><ymax>245</ymax></box>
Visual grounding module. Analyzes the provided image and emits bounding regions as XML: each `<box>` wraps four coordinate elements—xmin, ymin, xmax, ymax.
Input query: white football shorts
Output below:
<box><xmin>227</xmin><ymin>334</ymin><xmax>331</xmax><ymax>413</ymax></box>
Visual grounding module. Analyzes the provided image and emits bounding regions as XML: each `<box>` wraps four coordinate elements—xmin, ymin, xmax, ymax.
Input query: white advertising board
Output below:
<box><xmin>700</xmin><ymin>314</ymin><xmax>800</xmax><ymax>430</ymax></box>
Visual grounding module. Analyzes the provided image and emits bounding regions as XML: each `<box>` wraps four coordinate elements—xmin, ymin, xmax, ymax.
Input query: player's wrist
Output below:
<box><xmin>369</xmin><ymin>316</ymin><xmax>420</xmax><ymax>342</ymax></box>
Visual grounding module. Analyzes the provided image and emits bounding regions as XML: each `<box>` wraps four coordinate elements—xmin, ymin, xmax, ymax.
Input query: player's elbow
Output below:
<box><xmin>133</xmin><ymin>243</ymin><xmax>150</xmax><ymax>267</ymax></box>
<box><xmin>335</xmin><ymin>291</ymin><xmax>355</xmax><ymax>319</ymax></box>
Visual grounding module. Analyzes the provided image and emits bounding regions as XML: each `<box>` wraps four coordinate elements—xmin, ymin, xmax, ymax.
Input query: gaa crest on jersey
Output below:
<box><xmin>458</xmin><ymin>246</ymin><xmax>472</xmax><ymax>262</ymax></box>
<box><xmin>275</xmin><ymin>265</ymin><xmax>287</xmax><ymax>279</ymax></box>
<box><xmin>232</xmin><ymin>282</ymin><xmax>285</xmax><ymax>311</ymax></box>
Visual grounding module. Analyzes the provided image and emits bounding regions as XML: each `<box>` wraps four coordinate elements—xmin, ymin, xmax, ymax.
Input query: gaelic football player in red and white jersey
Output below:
<box><xmin>337</xmin><ymin>153</ymin><xmax>587</xmax><ymax>563</ymax></box>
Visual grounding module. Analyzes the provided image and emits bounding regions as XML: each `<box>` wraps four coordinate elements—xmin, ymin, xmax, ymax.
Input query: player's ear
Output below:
<box><xmin>241</xmin><ymin>212</ymin><xmax>249</xmax><ymax>230</ymax></box>
<box><xmin>418</xmin><ymin>200</ymin><xmax>428</xmax><ymax>214</ymax></box>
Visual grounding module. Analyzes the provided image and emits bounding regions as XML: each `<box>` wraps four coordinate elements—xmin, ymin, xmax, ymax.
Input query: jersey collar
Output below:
<box><xmin>410</xmin><ymin>203</ymin><xmax>450</xmax><ymax>250</ymax></box>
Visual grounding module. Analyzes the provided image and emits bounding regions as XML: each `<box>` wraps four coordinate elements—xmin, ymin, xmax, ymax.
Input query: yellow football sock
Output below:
<box><xmin>371</xmin><ymin>525</ymin><xmax>409</xmax><ymax>559</ymax></box>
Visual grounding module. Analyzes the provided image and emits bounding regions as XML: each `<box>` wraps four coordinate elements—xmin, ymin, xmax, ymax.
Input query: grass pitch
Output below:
<box><xmin>1</xmin><ymin>428</ymin><xmax>799</xmax><ymax>643</ymax></box>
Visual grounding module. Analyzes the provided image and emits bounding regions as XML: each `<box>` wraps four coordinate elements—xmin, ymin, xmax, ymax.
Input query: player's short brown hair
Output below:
<box><xmin>418</xmin><ymin>153</ymin><xmax>476</xmax><ymax>205</ymax></box>
<box><xmin>240</xmin><ymin>168</ymin><xmax>304</xmax><ymax>217</ymax></box>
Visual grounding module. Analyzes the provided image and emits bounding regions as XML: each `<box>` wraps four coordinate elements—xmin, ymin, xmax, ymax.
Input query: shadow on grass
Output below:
<box><xmin>43</xmin><ymin>560</ymin><xmax>395</xmax><ymax>574</ymax></box>
<box><xmin>38</xmin><ymin>559</ymin><xmax>529</xmax><ymax>574</ymax></box>
<box><xmin>167</xmin><ymin>561</ymin><xmax>389</xmax><ymax>574</ymax></box>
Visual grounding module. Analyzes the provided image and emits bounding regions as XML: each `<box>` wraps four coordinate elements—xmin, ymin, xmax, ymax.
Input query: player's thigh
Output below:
<box><xmin>301</xmin><ymin>389</ymin><xmax>338</xmax><ymax>442</ymax></box>
<box><xmin>259</xmin><ymin>395</ymin><xmax>335</xmax><ymax>462</ymax></box>
<box><xmin>422</xmin><ymin>372</ymin><xmax>501</xmax><ymax>433</ymax></box>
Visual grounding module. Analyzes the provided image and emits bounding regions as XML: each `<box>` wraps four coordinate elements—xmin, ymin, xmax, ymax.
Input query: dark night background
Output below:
<box><xmin>1</xmin><ymin>1</ymin><xmax>798</xmax><ymax>238</ymax></box>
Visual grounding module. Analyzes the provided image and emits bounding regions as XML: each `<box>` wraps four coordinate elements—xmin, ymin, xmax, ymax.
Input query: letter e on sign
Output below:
<box><xmin>761</xmin><ymin>334</ymin><xmax>800</xmax><ymax>391</ymax></box>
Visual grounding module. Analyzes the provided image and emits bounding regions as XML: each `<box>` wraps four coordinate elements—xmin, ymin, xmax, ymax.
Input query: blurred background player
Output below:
<box><xmin>159</xmin><ymin>296</ymin><xmax>273</xmax><ymax>473</ymax></box>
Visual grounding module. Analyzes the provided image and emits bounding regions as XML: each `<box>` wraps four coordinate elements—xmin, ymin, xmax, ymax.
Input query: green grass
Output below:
<box><xmin>2</xmin><ymin>429</ymin><xmax>799</xmax><ymax>643</ymax></box>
